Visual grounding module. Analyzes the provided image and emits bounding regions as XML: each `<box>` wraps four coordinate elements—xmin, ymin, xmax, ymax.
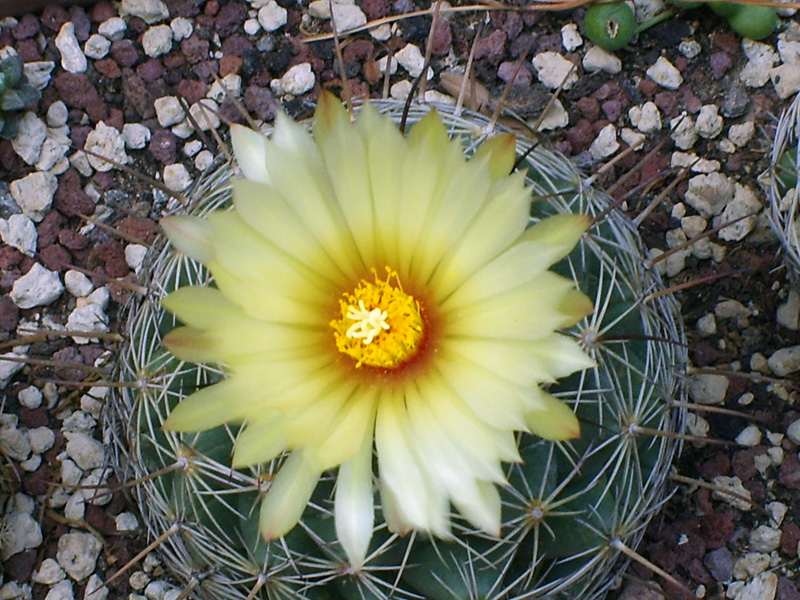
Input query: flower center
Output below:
<box><xmin>331</xmin><ymin>268</ymin><xmax>424</xmax><ymax>369</ymax></box>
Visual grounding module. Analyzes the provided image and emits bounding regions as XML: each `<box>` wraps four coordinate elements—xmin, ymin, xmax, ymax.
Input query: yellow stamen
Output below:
<box><xmin>331</xmin><ymin>268</ymin><xmax>424</xmax><ymax>368</ymax></box>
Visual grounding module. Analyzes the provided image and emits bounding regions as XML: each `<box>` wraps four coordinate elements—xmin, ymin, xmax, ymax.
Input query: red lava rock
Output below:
<box><xmin>4</xmin><ymin>550</ymin><xmax>36</xmax><ymax>581</ymax></box>
<box><xmin>93</xmin><ymin>240</ymin><xmax>129</xmax><ymax>277</ymax></box>
<box><xmin>107</xmin><ymin>107</ymin><xmax>124</xmax><ymax>132</ymax></box>
<box><xmin>601</xmin><ymin>99</ymin><xmax>623</xmax><ymax>122</ymax></box>
<box><xmin>701</xmin><ymin>511</ymin><xmax>735</xmax><ymax>549</ymax></box>
<box><xmin>243</xmin><ymin>85</ymin><xmax>278</xmax><ymax>122</ymax></box>
<box><xmin>654</xmin><ymin>91</ymin><xmax>679</xmax><ymax>117</ymax></box>
<box><xmin>647</xmin><ymin>540</ymin><xmax>679</xmax><ymax>572</ymax></box>
<box><xmin>215</xmin><ymin>1</ymin><xmax>247</xmax><ymax>37</ymax></box>
<box><xmin>95</xmin><ymin>57</ymin><xmax>123</xmax><ymax>78</ymax></box>
<box><xmin>69</xmin><ymin>7</ymin><xmax>92</xmax><ymax>41</ymax></box>
<box><xmin>111</xmin><ymin>39</ymin><xmax>140</xmax><ymax>68</ymax></box>
<box><xmin>15</xmin><ymin>38</ymin><xmax>42</xmax><ymax>62</ymax></box>
<box><xmin>0</xmin><ymin>139</ymin><xmax>26</xmax><ymax>173</ymax></box>
<box><xmin>778</xmin><ymin>577</ymin><xmax>800</xmax><ymax>600</ymax></box>
<box><xmin>474</xmin><ymin>30</ymin><xmax>507</xmax><ymax>65</ymax></box>
<box><xmin>177</xmin><ymin>78</ymin><xmax>207</xmax><ymax>104</ymax></box>
<box><xmin>343</xmin><ymin>39</ymin><xmax>374</xmax><ymax>64</ymax></box>
<box><xmin>639</xmin><ymin>79</ymin><xmax>658</xmax><ymax>96</ymax></box>
<box><xmin>0</xmin><ymin>296</ymin><xmax>20</xmax><ymax>331</ymax></box>
<box><xmin>55</xmin><ymin>169</ymin><xmax>95</xmax><ymax>217</ymax></box>
<box><xmin>566</xmin><ymin>119</ymin><xmax>595</xmax><ymax>153</ymax></box>
<box><xmin>731</xmin><ymin>446</ymin><xmax>766</xmax><ymax>481</ymax></box>
<box><xmin>687</xmin><ymin>557</ymin><xmax>713</xmax><ymax>585</ymax></box>
<box><xmin>122</xmin><ymin>70</ymin><xmax>155</xmax><ymax>120</ymax></box>
<box><xmin>90</xmin><ymin>1</ymin><xmax>117</xmax><ymax>22</ymax></box>
<box><xmin>59</xmin><ymin>229</ymin><xmax>89</xmax><ymax>251</ymax></box>
<box><xmin>680</xmin><ymin>85</ymin><xmax>703</xmax><ymax>113</ymax></box>
<box><xmin>12</xmin><ymin>13</ymin><xmax>40</xmax><ymax>39</ymax></box>
<box><xmin>205</xmin><ymin>0</ymin><xmax>220</xmax><ymax>15</ymax></box>
<box><xmin>37</xmin><ymin>213</ymin><xmax>64</xmax><ymax>250</ymax></box>
<box><xmin>18</xmin><ymin>407</ymin><xmax>48</xmax><ymax>428</ymax></box>
<box><xmin>713</xmin><ymin>31</ymin><xmax>739</xmax><ymax>54</ymax></box>
<box><xmin>85</xmin><ymin>504</ymin><xmax>118</xmax><ymax>535</ymax></box>
<box><xmin>21</xmin><ymin>465</ymin><xmax>49</xmax><ymax>496</ymax></box>
<box><xmin>136</xmin><ymin>58</ymin><xmax>164</xmax><ymax>83</ymax></box>
<box><xmin>182</xmin><ymin>35</ymin><xmax>210</xmax><ymax>64</ymax></box>
<box><xmin>361</xmin><ymin>0</ymin><xmax>389</xmax><ymax>19</ymax></box>
<box><xmin>497</xmin><ymin>61</ymin><xmax>532</xmax><ymax>86</ymax></box>
<box><xmin>709</xmin><ymin>52</ymin><xmax>733</xmax><ymax>80</ymax></box>
<box><xmin>782</xmin><ymin>521</ymin><xmax>800</xmax><ymax>557</ymax></box>
<box><xmin>501</xmin><ymin>11</ymin><xmax>523</xmax><ymax>40</ymax></box>
<box><xmin>117</xmin><ymin>216</ymin><xmax>160</xmax><ymax>244</ymax></box>
<box><xmin>221</xmin><ymin>33</ymin><xmax>254</xmax><ymax>57</ymax></box>
<box><xmin>576</xmin><ymin>96</ymin><xmax>600</xmax><ymax>121</ymax></box>
<box><xmin>220</xmin><ymin>54</ymin><xmax>243</xmax><ymax>77</ymax></box>
<box><xmin>0</xmin><ymin>245</ymin><xmax>23</xmax><ymax>270</ymax></box>
<box><xmin>40</xmin><ymin>4</ymin><xmax>70</xmax><ymax>32</ymax></box>
<box><xmin>149</xmin><ymin>128</ymin><xmax>177</xmax><ymax>165</ymax></box>
<box><xmin>40</xmin><ymin>244</ymin><xmax>71</xmax><ymax>272</ymax></box>
<box><xmin>192</xmin><ymin>59</ymin><xmax>220</xmax><ymax>82</ymax></box>
<box><xmin>54</xmin><ymin>73</ymin><xmax>109</xmax><ymax>123</ymax></box>
<box><xmin>699</xmin><ymin>452</ymin><xmax>731</xmax><ymax>479</ymax></box>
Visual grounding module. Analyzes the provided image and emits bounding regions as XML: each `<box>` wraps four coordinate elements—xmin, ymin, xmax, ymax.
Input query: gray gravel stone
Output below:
<box><xmin>43</xmin><ymin>579</ymin><xmax>73</xmax><ymax>600</ymax></box>
<box><xmin>685</xmin><ymin>172</ymin><xmax>735</xmax><ymax>217</ymax></box>
<box><xmin>120</xmin><ymin>0</ymin><xmax>169</xmax><ymax>23</ymax></box>
<box><xmin>57</xmin><ymin>532</ymin><xmax>102</xmax><ymax>581</ymax></box>
<box><xmin>55</xmin><ymin>22</ymin><xmax>87</xmax><ymax>74</ymax></box>
<box><xmin>65</xmin><ymin>432</ymin><xmax>105</xmax><ymax>471</ymax></box>
<box><xmin>0</xmin><ymin>214</ymin><xmax>38</xmax><ymax>256</ymax></box>
<box><xmin>786</xmin><ymin>417</ymin><xmax>800</xmax><ymax>444</ymax></box>
<box><xmin>778</xmin><ymin>290</ymin><xmax>800</xmax><ymax>330</ymax></box>
<box><xmin>32</xmin><ymin>558</ymin><xmax>67</xmax><ymax>585</ymax></box>
<box><xmin>11</xmin><ymin>112</ymin><xmax>47</xmax><ymax>166</ymax></box>
<box><xmin>28</xmin><ymin>426</ymin><xmax>56</xmax><ymax>454</ymax></box>
<box><xmin>1</xmin><ymin>512</ymin><xmax>43</xmax><ymax>560</ymax></box>
<box><xmin>768</xmin><ymin>345</ymin><xmax>800</xmax><ymax>376</ymax></box>
<box><xmin>749</xmin><ymin>525</ymin><xmax>781</xmax><ymax>552</ymax></box>
<box><xmin>9</xmin><ymin>171</ymin><xmax>58</xmax><ymax>222</ymax></box>
<box><xmin>733</xmin><ymin>572</ymin><xmax>777</xmax><ymax>600</ymax></box>
<box><xmin>704</xmin><ymin>546</ymin><xmax>734</xmax><ymax>582</ymax></box>
<box><xmin>687</xmin><ymin>373</ymin><xmax>729</xmax><ymax>405</ymax></box>
<box><xmin>85</xmin><ymin>122</ymin><xmax>129</xmax><ymax>172</ymax></box>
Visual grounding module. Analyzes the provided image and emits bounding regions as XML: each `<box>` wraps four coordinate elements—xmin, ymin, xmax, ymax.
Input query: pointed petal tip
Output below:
<box><xmin>160</xmin><ymin>215</ymin><xmax>215</xmax><ymax>263</ymax></box>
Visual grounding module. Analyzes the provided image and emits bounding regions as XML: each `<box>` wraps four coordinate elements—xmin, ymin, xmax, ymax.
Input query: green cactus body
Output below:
<box><xmin>107</xmin><ymin>102</ymin><xmax>687</xmax><ymax>600</ymax></box>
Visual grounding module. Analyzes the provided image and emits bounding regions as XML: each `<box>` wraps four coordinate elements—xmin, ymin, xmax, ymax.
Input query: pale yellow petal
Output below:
<box><xmin>375</xmin><ymin>391</ymin><xmax>450</xmax><ymax>537</ymax></box>
<box><xmin>162</xmin><ymin>379</ymin><xmax>248</xmax><ymax>432</ymax></box>
<box><xmin>231</xmin><ymin>124</ymin><xmax>270</xmax><ymax>184</ymax></box>
<box><xmin>518</xmin><ymin>213</ymin><xmax>589</xmax><ymax>262</ymax></box>
<box><xmin>314</xmin><ymin>392</ymin><xmax>378</xmax><ymax>470</ymax></box>
<box><xmin>161</xmin><ymin>286</ymin><xmax>238</xmax><ymax>329</ymax></box>
<box><xmin>558</xmin><ymin>288</ymin><xmax>595</xmax><ymax>328</ymax></box>
<box><xmin>524</xmin><ymin>391</ymin><xmax>581</xmax><ymax>441</ymax></box>
<box><xmin>161</xmin><ymin>326</ymin><xmax>220</xmax><ymax>363</ymax></box>
<box><xmin>232</xmin><ymin>417</ymin><xmax>287</xmax><ymax>468</ymax></box>
<box><xmin>334</xmin><ymin>419</ymin><xmax>375</xmax><ymax>569</ymax></box>
<box><xmin>160</xmin><ymin>215</ymin><xmax>214</xmax><ymax>263</ymax></box>
<box><xmin>259</xmin><ymin>451</ymin><xmax>322</xmax><ymax>540</ymax></box>
<box><xmin>312</xmin><ymin>90</ymin><xmax>350</xmax><ymax>144</ymax></box>
<box><xmin>472</xmin><ymin>132</ymin><xmax>516</xmax><ymax>181</ymax></box>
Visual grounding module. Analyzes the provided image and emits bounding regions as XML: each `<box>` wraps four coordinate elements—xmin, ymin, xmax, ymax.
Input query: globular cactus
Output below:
<box><xmin>0</xmin><ymin>54</ymin><xmax>40</xmax><ymax>140</ymax></box>
<box><xmin>106</xmin><ymin>99</ymin><xmax>687</xmax><ymax>600</ymax></box>
<box><xmin>768</xmin><ymin>93</ymin><xmax>800</xmax><ymax>278</ymax></box>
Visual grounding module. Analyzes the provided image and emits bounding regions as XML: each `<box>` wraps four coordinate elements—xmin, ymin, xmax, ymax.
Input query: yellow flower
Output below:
<box><xmin>159</xmin><ymin>93</ymin><xmax>594</xmax><ymax>569</ymax></box>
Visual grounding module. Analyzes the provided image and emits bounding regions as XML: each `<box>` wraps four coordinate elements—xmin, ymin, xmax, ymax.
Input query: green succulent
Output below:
<box><xmin>0</xmin><ymin>54</ymin><xmax>40</xmax><ymax>140</ymax></box>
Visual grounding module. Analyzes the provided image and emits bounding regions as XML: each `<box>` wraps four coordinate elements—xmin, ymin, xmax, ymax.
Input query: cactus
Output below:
<box><xmin>106</xmin><ymin>100</ymin><xmax>687</xmax><ymax>600</ymax></box>
<box><xmin>768</xmin><ymin>93</ymin><xmax>800</xmax><ymax>279</ymax></box>
<box><xmin>0</xmin><ymin>54</ymin><xmax>40</xmax><ymax>140</ymax></box>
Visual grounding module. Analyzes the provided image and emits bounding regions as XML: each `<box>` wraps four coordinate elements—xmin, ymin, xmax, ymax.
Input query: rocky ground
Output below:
<box><xmin>1</xmin><ymin>0</ymin><xmax>800</xmax><ymax>599</ymax></box>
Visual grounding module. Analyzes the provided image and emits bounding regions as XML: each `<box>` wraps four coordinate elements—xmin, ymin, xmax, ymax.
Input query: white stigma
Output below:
<box><xmin>345</xmin><ymin>300</ymin><xmax>390</xmax><ymax>345</ymax></box>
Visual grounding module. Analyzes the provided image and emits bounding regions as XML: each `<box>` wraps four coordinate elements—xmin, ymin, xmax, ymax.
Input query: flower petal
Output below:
<box><xmin>161</xmin><ymin>325</ymin><xmax>219</xmax><ymax>363</ymax></box>
<box><xmin>231</xmin><ymin>123</ymin><xmax>270</xmax><ymax>184</ymax></box>
<box><xmin>259</xmin><ymin>451</ymin><xmax>322</xmax><ymax>541</ymax></box>
<box><xmin>162</xmin><ymin>379</ymin><xmax>248</xmax><ymax>432</ymax></box>
<box><xmin>472</xmin><ymin>132</ymin><xmax>516</xmax><ymax>181</ymax></box>
<box><xmin>524</xmin><ymin>391</ymin><xmax>581</xmax><ymax>441</ymax></box>
<box><xmin>232</xmin><ymin>417</ymin><xmax>287</xmax><ymax>468</ymax></box>
<box><xmin>161</xmin><ymin>215</ymin><xmax>214</xmax><ymax>263</ymax></box>
<box><xmin>161</xmin><ymin>286</ymin><xmax>238</xmax><ymax>329</ymax></box>
<box><xmin>518</xmin><ymin>213</ymin><xmax>589</xmax><ymax>263</ymax></box>
<box><xmin>334</xmin><ymin>421</ymin><xmax>375</xmax><ymax>569</ymax></box>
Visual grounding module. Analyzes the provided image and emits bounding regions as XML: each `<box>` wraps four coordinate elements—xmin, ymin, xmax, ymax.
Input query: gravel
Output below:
<box><xmin>2</xmin><ymin>0</ymin><xmax>800</xmax><ymax>598</ymax></box>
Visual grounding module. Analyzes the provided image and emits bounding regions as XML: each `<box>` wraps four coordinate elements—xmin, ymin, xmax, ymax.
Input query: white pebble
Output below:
<box><xmin>65</xmin><ymin>432</ymin><xmax>105</xmax><ymax>471</ymax></box>
<box><xmin>728</xmin><ymin>121</ymin><xmax>755</xmax><ymax>147</ymax></box>
<box><xmin>120</xmin><ymin>0</ymin><xmax>169</xmax><ymax>23</ymax></box>
<box><xmin>331</xmin><ymin>2</ymin><xmax>367</xmax><ymax>31</ymax></box>
<box><xmin>24</xmin><ymin>60</ymin><xmax>55</xmax><ymax>90</ymax></box>
<box><xmin>0</xmin><ymin>423</ymin><xmax>31</xmax><ymax>461</ymax></box>
<box><xmin>64</xmin><ymin>270</ymin><xmax>94</xmax><ymax>298</ymax></box>
<box><xmin>83</xmin><ymin>575</ymin><xmax>108</xmax><ymax>600</ymax></box>
<box><xmin>531</xmin><ymin>51</ymin><xmax>578</xmax><ymax>90</ymax></box>
<box><xmin>735</xmin><ymin>424</ymin><xmax>762</xmax><ymax>447</ymax></box>
<box><xmin>33</xmin><ymin>558</ymin><xmax>67</xmax><ymax>585</ymax></box>
<box><xmin>18</xmin><ymin>386</ymin><xmax>43</xmax><ymax>410</ymax></box>
<box><xmin>258</xmin><ymin>0</ymin><xmax>288</xmax><ymax>31</ymax></box>
<box><xmin>733</xmin><ymin>572</ymin><xmax>776</xmax><ymax>600</ymax></box>
<box><xmin>182</xmin><ymin>139</ymin><xmax>202</xmax><ymax>157</ymax></box>
<box><xmin>244</xmin><ymin>18</ymin><xmax>261</xmax><ymax>35</ymax></box>
<box><xmin>679</xmin><ymin>40</ymin><xmax>701</xmax><ymax>58</ymax></box>
<box><xmin>560</xmin><ymin>23</ymin><xmax>582</xmax><ymax>51</ymax></box>
<box><xmin>208</xmin><ymin>74</ymin><xmax>242</xmax><ymax>101</ymax></box>
<box><xmin>749</xmin><ymin>525</ymin><xmax>781</xmax><ymax>552</ymax></box>
<box><xmin>66</xmin><ymin>303</ymin><xmax>109</xmax><ymax>344</ymax></box>
<box><xmin>696</xmin><ymin>104</ymin><xmax>724</xmax><ymax>139</ymax></box>
<box><xmin>740</xmin><ymin>39</ymin><xmax>778</xmax><ymax>88</ymax></box>
<box><xmin>714</xmin><ymin>183</ymin><xmax>761</xmax><ymax>242</ymax></box>
<box><xmin>696</xmin><ymin>313</ymin><xmax>717</xmax><ymax>336</ymax></box>
<box><xmin>47</xmin><ymin>101</ymin><xmax>69</xmax><ymax>127</ymax></box>
<box><xmin>142</xmin><ymin>24</ymin><xmax>173</xmax><ymax>58</ymax></box>
<box><xmin>771</xmin><ymin>63</ymin><xmax>800</xmax><ymax>100</ymax></box>
<box><xmin>687</xmin><ymin>373</ymin><xmax>729</xmax><ymax>405</ymax></box>
<box><xmin>125</xmin><ymin>244</ymin><xmax>148</xmax><ymax>272</ymax></box>
<box><xmin>164</xmin><ymin>163</ymin><xmax>192</xmax><ymax>192</ymax></box>
<box><xmin>0</xmin><ymin>214</ymin><xmax>37</xmax><ymax>256</ymax></box>
<box><xmin>711</xmin><ymin>475</ymin><xmax>752</xmax><ymax>511</ymax></box>
<box><xmin>12</xmin><ymin>111</ymin><xmax>47</xmax><ymax>166</ymax></box>
<box><xmin>646</xmin><ymin>56</ymin><xmax>683</xmax><ymax>90</ymax></box>
<box><xmin>86</xmin><ymin>286</ymin><xmax>110</xmax><ymax>310</ymax></box>
<box><xmin>98</xmin><ymin>17</ymin><xmax>127</xmax><ymax>41</ymax></box>
<box><xmin>0</xmin><ymin>512</ymin><xmax>42</xmax><ymax>560</ymax></box>
<box><xmin>271</xmin><ymin>62</ymin><xmax>316</xmax><ymax>96</ymax></box>
<box><xmin>768</xmin><ymin>345</ymin><xmax>800</xmax><ymax>376</ymax></box>
<box><xmin>734</xmin><ymin>552</ymin><xmax>770</xmax><ymax>579</ymax></box>
<box><xmin>620</xmin><ymin>127</ymin><xmax>645</xmax><ymax>150</ymax></box>
<box><xmin>629</xmin><ymin>101</ymin><xmax>662</xmax><ymax>133</ymax></box>
<box><xmin>189</xmin><ymin>99</ymin><xmax>221</xmax><ymax>131</ymax></box>
<box><xmin>115</xmin><ymin>512</ymin><xmax>139</xmax><ymax>532</ymax></box>
<box><xmin>57</xmin><ymin>532</ymin><xmax>102</xmax><ymax>581</ymax></box>
<box><xmin>170</xmin><ymin>17</ymin><xmax>193</xmax><ymax>41</ymax></box>
<box><xmin>60</xmin><ymin>459</ymin><xmax>83</xmax><ymax>487</ymax></box>
<box><xmin>582</xmin><ymin>45</ymin><xmax>621</xmax><ymax>74</ymax></box>
<box><xmin>122</xmin><ymin>123</ymin><xmax>152</xmax><ymax>150</ymax></box>
<box><xmin>684</xmin><ymin>172</ymin><xmax>735</xmax><ymax>217</ymax></box>
<box><xmin>10</xmin><ymin>263</ymin><xmax>64</xmax><ymax>309</ymax></box>
<box><xmin>55</xmin><ymin>22</ymin><xmax>87</xmax><ymax>73</ymax></box>
<box><xmin>767</xmin><ymin>501</ymin><xmax>788</xmax><ymax>525</ymax></box>
<box><xmin>28</xmin><ymin>426</ymin><xmax>55</xmax><ymax>454</ymax></box>
<box><xmin>589</xmin><ymin>123</ymin><xmax>619</xmax><ymax>160</ymax></box>
<box><xmin>786</xmin><ymin>417</ymin><xmax>800</xmax><ymax>444</ymax></box>
<box><xmin>83</xmin><ymin>34</ymin><xmax>111</xmax><ymax>60</ymax></box>
<box><xmin>0</xmin><ymin>353</ymin><xmax>26</xmax><ymax>389</ymax></box>
<box><xmin>85</xmin><ymin>121</ymin><xmax>129</xmax><ymax>172</ymax></box>
<box><xmin>10</xmin><ymin>171</ymin><xmax>58</xmax><ymax>221</ymax></box>
<box><xmin>64</xmin><ymin>493</ymin><xmax>86</xmax><ymax>521</ymax></box>
<box><xmin>194</xmin><ymin>149</ymin><xmax>214</xmax><ymax>171</ymax></box>
<box><xmin>129</xmin><ymin>571</ymin><xmax>150</xmax><ymax>591</ymax></box>
<box><xmin>670</xmin><ymin>113</ymin><xmax>698</xmax><ymax>150</ymax></box>
<box><xmin>154</xmin><ymin>96</ymin><xmax>186</xmax><ymax>128</ymax></box>
<box><xmin>394</xmin><ymin>44</ymin><xmax>432</xmax><ymax>80</ymax></box>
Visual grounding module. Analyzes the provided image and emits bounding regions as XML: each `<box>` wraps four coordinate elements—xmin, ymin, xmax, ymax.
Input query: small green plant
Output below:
<box><xmin>0</xmin><ymin>54</ymin><xmax>40</xmax><ymax>139</ymax></box>
<box><xmin>108</xmin><ymin>99</ymin><xmax>687</xmax><ymax>600</ymax></box>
